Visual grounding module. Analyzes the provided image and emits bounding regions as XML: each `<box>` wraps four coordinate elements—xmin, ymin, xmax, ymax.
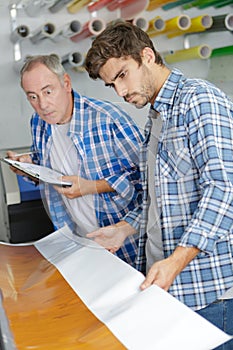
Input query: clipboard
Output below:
<box><xmin>0</xmin><ymin>158</ymin><xmax>72</xmax><ymax>187</ymax></box>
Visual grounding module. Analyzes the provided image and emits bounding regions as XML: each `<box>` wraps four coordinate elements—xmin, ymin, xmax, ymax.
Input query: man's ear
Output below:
<box><xmin>63</xmin><ymin>73</ymin><xmax>72</xmax><ymax>91</ymax></box>
<box><xmin>141</xmin><ymin>47</ymin><xmax>155</xmax><ymax>65</ymax></box>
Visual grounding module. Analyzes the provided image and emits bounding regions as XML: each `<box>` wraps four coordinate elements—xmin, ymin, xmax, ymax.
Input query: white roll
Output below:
<box><xmin>62</xmin><ymin>52</ymin><xmax>84</xmax><ymax>69</ymax></box>
<box><xmin>30</xmin><ymin>23</ymin><xmax>56</xmax><ymax>44</ymax></box>
<box><xmin>24</xmin><ymin>0</ymin><xmax>56</xmax><ymax>17</ymax></box>
<box><xmin>10</xmin><ymin>25</ymin><xmax>30</xmax><ymax>43</ymax></box>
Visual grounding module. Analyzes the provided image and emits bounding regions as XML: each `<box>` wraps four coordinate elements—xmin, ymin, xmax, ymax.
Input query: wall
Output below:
<box><xmin>0</xmin><ymin>1</ymin><xmax>232</xmax><ymax>150</ymax></box>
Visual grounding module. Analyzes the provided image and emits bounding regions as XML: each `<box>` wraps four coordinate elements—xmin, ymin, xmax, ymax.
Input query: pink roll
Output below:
<box><xmin>70</xmin><ymin>18</ymin><xmax>106</xmax><ymax>43</ymax></box>
<box><xmin>108</xmin><ymin>0</ymin><xmax>138</xmax><ymax>11</ymax></box>
<box><xmin>117</xmin><ymin>0</ymin><xmax>136</xmax><ymax>9</ymax></box>
<box><xmin>88</xmin><ymin>0</ymin><xmax>115</xmax><ymax>12</ymax></box>
<box><xmin>121</xmin><ymin>0</ymin><xmax>149</xmax><ymax>20</ymax></box>
<box><xmin>107</xmin><ymin>0</ymin><xmax>121</xmax><ymax>11</ymax></box>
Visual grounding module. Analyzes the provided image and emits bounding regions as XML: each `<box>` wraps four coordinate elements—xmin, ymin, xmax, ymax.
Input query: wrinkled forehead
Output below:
<box><xmin>22</xmin><ymin>64</ymin><xmax>59</xmax><ymax>91</ymax></box>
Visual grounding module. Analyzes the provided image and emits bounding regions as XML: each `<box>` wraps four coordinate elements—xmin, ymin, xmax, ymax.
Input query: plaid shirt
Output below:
<box><xmin>125</xmin><ymin>69</ymin><xmax>233</xmax><ymax>310</ymax></box>
<box><xmin>30</xmin><ymin>90</ymin><xmax>143</xmax><ymax>266</ymax></box>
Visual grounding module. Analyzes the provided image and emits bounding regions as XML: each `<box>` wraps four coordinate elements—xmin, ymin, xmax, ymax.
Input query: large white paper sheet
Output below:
<box><xmin>35</xmin><ymin>226</ymin><xmax>232</xmax><ymax>350</ymax></box>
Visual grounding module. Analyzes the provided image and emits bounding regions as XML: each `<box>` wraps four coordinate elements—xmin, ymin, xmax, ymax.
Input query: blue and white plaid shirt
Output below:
<box><xmin>30</xmin><ymin>90</ymin><xmax>143</xmax><ymax>266</ymax></box>
<box><xmin>125</xmin><ymin>69</ymin><xmax>233</xmax><ymax>310</ymax></box>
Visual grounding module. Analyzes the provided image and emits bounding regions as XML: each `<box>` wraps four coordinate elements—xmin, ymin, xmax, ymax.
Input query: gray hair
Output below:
<box><xmin>20</xmin><ymin>53</ymin><xmax>66</xmax><ymax>87</ymax></box>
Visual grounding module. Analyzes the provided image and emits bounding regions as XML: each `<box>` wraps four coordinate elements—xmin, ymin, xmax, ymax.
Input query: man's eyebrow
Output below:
<box><xmin>104</xmin><ymin>69</ymin><xmax>123</xmax><ymax>87</ymax></box>
<box><xmin>26</xmin><ymin>84</ymin><xmax>52</xmax><ymax>94</ymax></box>
<box><xmin>26</xmin><ymin>91</ymin><xmax>36</xmax><ymax>95</ymax></box>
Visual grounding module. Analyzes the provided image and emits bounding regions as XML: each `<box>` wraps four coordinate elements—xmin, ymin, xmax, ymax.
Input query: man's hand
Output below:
<box><xmin>53</xmin><ymin>175</ymin><xmax>91</xmax><ymax>198</ymax></box>
<box><xmin>6</xmin><ymin>150</ymin><xmax>33</xmax><ymax>176</ymax></box>
<box><xmin>53</xmin><ymin>176</ymin><xmax>114</xmax><ymax>199</ymax></box>
<box><xmin>87</xmin><ymin>220</ymin><xmax>136</xmax><ymax>253</ymax></box>
<box><xmin>140</xmin><ymin>246</ymin><xmax>200</xmax><ymax>291</ymax></box>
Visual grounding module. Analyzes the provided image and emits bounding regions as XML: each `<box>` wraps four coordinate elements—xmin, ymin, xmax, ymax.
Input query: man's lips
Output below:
<box><xmin>125</xmin><ymin>95</ymin><xmax>135</xmax><ymax>103</ymax></box>
<box><xmin>43</xmin><ymin>112</ymin><xmax>54</xmax><ymax>118</ymax></box>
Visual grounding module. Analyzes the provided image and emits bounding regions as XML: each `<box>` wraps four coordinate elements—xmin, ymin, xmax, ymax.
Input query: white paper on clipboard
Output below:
<box><xmin>0</xmin><ymin>158</ymin><xmax>72</xmax><ymax>187</ymax></box>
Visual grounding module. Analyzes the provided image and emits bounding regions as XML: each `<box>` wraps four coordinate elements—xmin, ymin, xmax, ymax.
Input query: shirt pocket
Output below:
<box><xmin>159</xmin><ymin>137</ymin><xmax>192</xmax><ymax>180</ymax></box>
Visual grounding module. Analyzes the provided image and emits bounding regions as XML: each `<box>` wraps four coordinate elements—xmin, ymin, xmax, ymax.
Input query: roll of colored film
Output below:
<box><xmin>211</xmin><ymin>45</ymin><xmax>233</xmax><ymax>58</ymax></box>
<box><xmin>70</xmin><ymin>18</ymin><xmax>106</xmax><ymax>43</ymax></box>
<box><xmin>67</xmin><ymin>0</ymin><xmax>91</xmax><ymax>13</ymax></box>
<box><xmin>164</xmin><ymin>14</ymin><xmax>191</xmax><ymax>34</ymax></box>
<box><xmin>147</xmin><ymin>0</ymin><xmax>176</xmax><ymax>11</ymax></box>
<box><xmin>88</xmin><ymin>0</ymin><xmax>114</xmax><ymax>12</ymax></box>
<box><xmin>168</xmin><ymin>14</ymin><xmax>213</xmax><ymax>38</ymax></box>
<box><xmin>205</xmin><ymin>13</ymin><xmax>233</xmax><ymax>33</ymax></box>
<box><xmin>147</xmin><ymin>16</ymin><xmax>166</xmax><ymax>37</ymax></box>
<box><xmin>164</xmin><ymin>44</ymin><xmax>212</xmax><ymax>64</ymax></box>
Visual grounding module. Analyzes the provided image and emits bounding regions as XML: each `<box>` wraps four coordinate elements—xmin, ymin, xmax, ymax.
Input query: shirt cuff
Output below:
<box><xmin>179</xmin><ymin>226</ymin><xmax>226</xmax><ymax>255</ymax></box>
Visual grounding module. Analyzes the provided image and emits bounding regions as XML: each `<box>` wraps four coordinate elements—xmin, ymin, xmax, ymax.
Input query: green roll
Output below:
<box><xmin>211</xmin><ymin>45</ymin><xmax>233</xmax><ymax>58</ymax></box>
<box><xmin>162</xmin><ymin>0</ymin><xmax>193</xmax><ymax>10</ymax></box>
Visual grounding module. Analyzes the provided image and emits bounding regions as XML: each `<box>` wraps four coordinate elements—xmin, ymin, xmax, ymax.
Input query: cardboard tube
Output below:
<box><xmin>70</xmin><ymin>18</ymin><xmax>106</xmax><ymax>43</ymax></box>
<box><xmin>67</xmin><ymin>0</ymin><xmax>91</xmax><ymax>13</ymax></box>
<box><xmin>30</xmin><ymin>23</ymin><xmax>56</xmax><ymax>44</ymax></box>
<box><xmin>10</xmin><ymin>25</ymin><xmax>30</xmax><ymax>43</ymax></box>
<box><xmin>62</xmin><ymin>52</ymin><xmax>84</xmax><ymax>69</ymax></box>
<box><xmin>168</xmin><ymin>14</ymin><xmax>213</xmax><ymax>38</ymax></box>
<box><xmin>53</xmin><ymin>20</ymin><xmax>82</xmax><ymax>41</ymax></box>
<box><xmin>164</xmin><ymin>44</ymin><xmax>212</xmax><ymax>64</ymax></box>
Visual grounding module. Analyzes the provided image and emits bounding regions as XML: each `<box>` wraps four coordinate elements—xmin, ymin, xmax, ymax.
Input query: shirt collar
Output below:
<box><xmin>152</xmin><ymin>68</ymin><xmax>185</xmax><ymax>116</ymax></box>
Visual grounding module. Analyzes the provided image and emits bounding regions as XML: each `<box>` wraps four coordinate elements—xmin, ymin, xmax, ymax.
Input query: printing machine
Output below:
<box><xmin>0</xmin><ymin>156</ymin><xmax>54</xmax><ymax>243</ymax></box>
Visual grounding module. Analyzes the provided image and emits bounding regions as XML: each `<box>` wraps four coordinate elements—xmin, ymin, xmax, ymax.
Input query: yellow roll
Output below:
<box><xmin>189</xmin><ymin>14</ymin><xmax>213</xmax><ymax>32</ymax></box>
<box><xmin>168</xmin><ymin>14</ymin><xmax>213</xmax><ymax>38</ymax></box>
<box><xmin>165</xmin><ymin>14</ymin><xmax>191</xmax><ymax>33</ymax></box>
<box><xmin>147</xmin><ymin>16</ymin><xmax>166</xmax><ymax>37</ymax></box>
<box><xmin>164</xmin><ymin>45</ymin><xmax>212</xmax><ymax>64</ymax></box>
<box><xmin>67</xmin><ymin>0</ymin><xmax>91</xmax><ymax>13</ymax></box>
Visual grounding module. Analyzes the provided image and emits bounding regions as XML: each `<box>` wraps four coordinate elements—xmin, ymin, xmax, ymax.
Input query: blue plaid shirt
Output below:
<box><xmin>30</xmin><ymin>90</ymin><xmax>143</xmax><ymax>266</ymax></box>
<box><xmin>125</xmin><ymin>69</ymin><xmax>233</xmax><ymax>310</ymax></box>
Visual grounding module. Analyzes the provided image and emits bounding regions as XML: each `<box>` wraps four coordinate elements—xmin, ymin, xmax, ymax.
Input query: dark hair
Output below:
<box><xmin>85</xmin><ymin>21</ymin><xmax>164</xmax><ymax>80</ymax></box>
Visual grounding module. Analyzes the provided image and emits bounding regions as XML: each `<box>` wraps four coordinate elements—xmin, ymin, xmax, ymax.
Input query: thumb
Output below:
<box><xmin>86</xmin><ymin>229</ymin><xmax>102</xmax><ymax>238</ymax></box>
<box><xmin>140</xmin><ymin>270</ymin><xmax>156</xmax><ymax>290</ymax></box>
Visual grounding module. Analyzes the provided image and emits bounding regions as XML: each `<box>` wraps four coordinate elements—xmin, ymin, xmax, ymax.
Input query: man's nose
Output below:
<box><xmin>38</xmin><ymin>95</ymin><xmax>48</xmax><ymax>109</ymax></box>
<box><xmin>115</xmin><ymin>83</ymin><xmax>127</xmax><ymax>97</ymax></box>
